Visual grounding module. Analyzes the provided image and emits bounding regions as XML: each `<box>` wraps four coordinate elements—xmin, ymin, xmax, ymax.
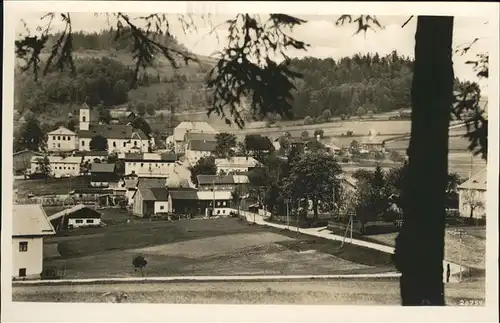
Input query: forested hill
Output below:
<box><xmin>288</xmin><ymin>52</ymin><xmax>413</xmax><ymax>119</ymax></box>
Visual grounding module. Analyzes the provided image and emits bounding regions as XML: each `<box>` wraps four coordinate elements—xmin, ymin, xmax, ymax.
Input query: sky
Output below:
<box><xmin>16</xmin><ymin>12</ymin><xmax>491</xmax><ymax>96</ymax></box>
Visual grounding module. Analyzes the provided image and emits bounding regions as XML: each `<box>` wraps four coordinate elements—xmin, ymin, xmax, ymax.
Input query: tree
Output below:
<box><xmin>19</xmin><ymin>116</ymin><xmax>46</xmax><ymax>152</ymax></box>
<box><xmin>132</xmin><ymin>255</ymin><xmax>148</xmax><ymax>277</ymax></box>
<box><xmin>284</xmin><ymin>151</ymin><xmax>342</xmax><ymax>222</ymax></box>
<box><xmin>445</xmin><ymin>173</ymin><xmax>461</xmax><ymax>210</ymax></box>
<box><xmin>393</xmin><ymin>16</ymin><xmax>455</xmax><ymax>306</ymax></box>
<box><xmin>136</xmin><ymin>101</ymin><xmax>147</xmax><ymax>117</ymax></box>
<box><xmin>300</xmin><ymin>130</ymin><xmax>309</xmax><ymax>141</ymax></box>
<box><xmin>244</xmin><ymin>134</ymin><xmax>274</xmax><ymax>152</ymax></box>
<box><xmin>322</xmin><ymin>109</ymin><xmax>332</xmax><ymax>121</ymax></box>
<box><xmin>90</xmin><ymin>135</ymin><xmax>108</xmax><ymax>151</ymax></box>
<box><xmin>389</xmin><ymin>150</ymin><xmax>404</xmax><ymax>164</ymax></box>
<box><xmin>113</xmin><ymin>79</ymin><xmax>129</xmax><ymax>103</ymax></box>
<box><xmin>67</xmin><ymin>119</ymin><xmax>77</xmax><ymax>132</ymax></box>
<box><xmin>36</xmin><ymin>156</ymin><xmax>51</xmax><ymax>183</ymax></box>
<box><xmin>188</xmin><ymin>156</ymin><xmax>217</xmax><ymax>186</ymax></box>
<box><xmin>130</xmin><ymin>117</ymin><xmax>152</xmax><ymax>138</ymax></box>
<box><xmin>354</xmin><ymin>165</ymin><xmax>391</xmax><ymax>226</ymax></box>
<box><xmin>461</xmin><ymin>190</ymin><xmax>484</xmax><ymax>219</ymax></box>
<box><xmin>356</xmin><ymin>106</ymin><xmax>366</xmax><ymax>119</ymax></box>
<box><xmin>214</xmin><ymin>132</ymin><xmax>237</xmax><ymax>158</ymax></box>
<box><xmin>146</xmin><ymin>103</ymin><xmax>156</xmax><ymax>116</ymax></box>
<box><xmin>235</xmin><ymin>141</ymin><xmax>248</xmax><ymax>156</ymax></box>
<box><xmin>97</xmin><ymin>104</ymin><xmax>112</xmax><ymax>124</ymax></box>
<box><xmin>350</xmin><ymin>139</ymin><xmax>360</xmax><ymax>154</ymax></box>
<box><xmin>303</xmin><ymin>116</ymin><xmax>313</xmax><ymax>125</ymax></box>
<box><xmin>313</xmin><ymin>129</ymin><xmax>324</xmax><ymax>139</ymax></box>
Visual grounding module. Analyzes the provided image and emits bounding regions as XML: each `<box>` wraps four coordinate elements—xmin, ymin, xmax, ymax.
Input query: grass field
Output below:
<box><xmin>12</xmin><ymin>280</ymin><xmax>485</xmax><ymax>305</ymax></box>
<box><xmin>14</xmin><ymin>176</ymin><xmax>89</xmax><ymax>197</ymax></box>
<box><xmin>365</xmin><ymin>226</ymin><xmax>486</xmax><ymax>270</ymax></box>
<box><xmin>43</xmin><ymin>218</ymin><xmax>394</xmax><ymax>279</ymax></box>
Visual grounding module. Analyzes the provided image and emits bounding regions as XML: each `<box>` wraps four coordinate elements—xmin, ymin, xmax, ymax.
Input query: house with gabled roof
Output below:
<box><xmin>173</xmin><ymin>121</ymin><xmax>217</xmax><ymax>153</ymax></box>
<box><xmin>458</xmin><ymin>168</ymin><xmax>487</xmax><ymax>219</ymax></box>
<box><xmin>215</xmin><ymin>156</ymin><xmax>261</xmax><ymax>174</ymax></box>
<box><xmin>47</xmin><ymin>126</ymin><xmax>78</xmax><ymax>152</ymax></box>
<box><xmin>123</xmin><ymin>152</ymin><xmax>178</xmax><ymax>178</ymax></box>
<box><xmin>132</xmin><ymin>187</ymin><xmax>170</xmax><ymax>217</ymax></box>
<box><xmin>185</xmin><ymin>140</ymin><xmax>217</xmax><ymax>166</ymax></box>
<box><xmin>12</xmin><ymin>204</ymin><xmax>55</xmax><ymax>280</ymax></box>
<box><xmin>90</xmin><ymin>163</ymin><xmax>117</xmax><ymax>187</ymax></box>
<box><xmin>48</xmin><ymin>204</ymin><xmax>102</xmax><ymax>231</ymax></box>
<box><xmin>13</xmin><ymin>149</ymin><xmax>44</xmax><ymax>175</ymax></box>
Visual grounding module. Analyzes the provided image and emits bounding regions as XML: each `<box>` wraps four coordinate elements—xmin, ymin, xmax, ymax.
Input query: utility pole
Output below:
<box><xmin>285</xmin><ymin>198</ymin><xmax>290</xmax><ymax>230</ymax></box>
<box><xmin>452</xmin><ymin>228</ymin><xmax>467</xmax><ymax>282</ymax></box>
<box><xmin>296</xmin><ymin>199</ymin><xmax>300</xmax><ymax>237</ymax></box>
<box><xmin>212</xmin><ymin>179</ymin><xmax>216</xmax><ymax>217</ymax></box>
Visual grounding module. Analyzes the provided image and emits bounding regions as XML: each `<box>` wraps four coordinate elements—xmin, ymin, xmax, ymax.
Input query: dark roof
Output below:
<box><xmin>197</xmin><ymin>175</ymin><xmax>235</xmax><ymax>185</ymax></box>
<box><xmin>123</xmin><ymin>152</ymin><xmax>177</xmax><ymax>162</ymax></box>
<box><xmin>137</xmin><ymin>178</ymin><xmax>166</xmax><ymax>189</ymax></box>
<box><xmin>169</xmin><ymin>188</ymin><xmax>198</xmax><ymax>200</ymax></box>
<box><xmin>74</xmin><ymin>151</ymin><xmax>109</xmax><ymax>157</ymax></box>
<box><xmin>131</xmin><ymin>130</ymin><xmax>148</xmax><ymax>140</ymax></box>
<box><xmin>90</xmin><ymin>163</ymin><xmax>116</xmax><ymax>173</ymax></box>
<box><xmin>188</xmin><ymin>140</ymin><xmax>217</xmax><ymax>152</ymax></box>
<box><xmin>150</xmin><ymin>187</ymin><xmax>169</xmax><ymax>201</ymax></box>
<box><xmin>78</xmin><ymin>124</ymin><xmax>135</xmax><ymax>139</ymax></box>
<box><xmin>13</xmin><ymin>149</ymin><xmax>44</xmax><ymax>157</ymax></box>
<box><xmin>185</xmin><ymin>132</ymin><xmax>217</xmax><ymax>142</ymax></box>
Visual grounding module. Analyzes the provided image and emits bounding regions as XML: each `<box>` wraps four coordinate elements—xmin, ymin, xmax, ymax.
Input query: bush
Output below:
<box><xmin>303</xmin><ymin>116</ymin><xmax>313</xmax><ymax>125</ymax></box>
<box><xmin>340</xmin><ymin>114</ymin><xmax>346</xmax><ymax>120</ymax></box>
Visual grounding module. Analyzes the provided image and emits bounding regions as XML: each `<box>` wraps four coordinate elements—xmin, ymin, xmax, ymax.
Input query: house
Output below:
<box><xmin>120</xmin><ymin>175</ymin><xmax>140</xmax><ymax>205</ymax></box>
<box><xmin>47</xmin><ymin>126</ymin><xmax>78</xmax><ymax>152</ymax></box>
<box><xmin>47</xmin><ymin>204</ymin><xmax>102</xmax><ymax>230</ymax></box>
<box><xmin>90</xmin><ymin>163</ymin><xmax>117</xmax><ymax>187</ymax></box>
<box><xmin>29</xmin><ymin>155</ymin><xmax>82</xmax><ymax>178</ymax></box>
<box><xmin>124</xmin><ymin>152</ymin><xmax>178</xmax><ymax>178</ymax></box>
<box><xmin>77</xmin><ymin>103</ymin><xmax>150</xmax><ymax>153</ymax></box>
<box><xmin>185</xmin><ymin>140</ymin><xmax>217</xmax><ymax>165</ymax></box>
<box><xmin>173</xmin><ymin>121</ymin><xmax>217</xmax><ymax>153</ymax></box>
<box><xmin>71</xmin><ymin>188</ymin><xmax>115</xmax><ymax>205</ymax></box>
<box><xmin>12</xmin><ymin>204</ymin><xmax>55</xmax><ymax>279</ymax></box>
<box><xmin>197</xmin><ymin>174</ymin><xmax>236</xmax><ymax>191</ymax></box>
<box><xmin>132</xmin><ymin>187</ymin><xmax>170</xmax><ymax>217</ymax></box>
<box><xmin>13</xmin><ymin>150</ymin><xmax>44</xmax><ymax>175</ymax></box>
<box><xmin>184</xmin><ymin>132</ymin><xmax>217</xmax><ymax>152</ymax></box>
<box><xmin>197</xmin><ymin>190</ymin><xmax>233</xmax><ymax>217</ymax></box>
<box><xmin>215</xmin><ymin>156</ymin><xmax>261</xmax><ymax>174</ymax></box>
<box><xmin>168</xmin><ymin>188</ymin><xmax>200</xmax><ymax>216</ymax></box>
<box><xmin>458</xmin><ymin>169</ymin><xmax>487</xmax><ymax>219</ymax></box>
<box><xmin>361</xmin><ymin>138</ymin><xmax>385</xmax><ymax>152</ymax></box>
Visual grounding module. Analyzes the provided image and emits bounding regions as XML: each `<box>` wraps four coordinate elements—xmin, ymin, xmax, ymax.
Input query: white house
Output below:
<box><xmin>173</xmin><ymin>122</ymin><xmax>217</xmax><ymax>153</ymax></box>
<box><xmin>77</xmin><ymin>151</ymin><xmax>109</xmax><ymax>164</ymax></box>
<box><xmin>76</xmin><ymin>103</ymin><xmax>150</xmax><ymax>153</ymax></box>
<box><xmin>12</xmin><ymin>204</ymin><xmax>55</xmax><ymax>279</ymax></box>
<box><xmin>185</xmin><ymin>140</ymin><xmax>217</xmax><ymax>166</ymax></box>
<box><xmin>47</xmin><ymin>204</ymin><xmax>102</xmax><ymax>230</ymax></box>
<box><xmin>30</xmin><ymin>155</ymin><xmax>82</xmax><ymax>178</ymax></box>
<box><xmin>124</xmin><ymin>152</ymin><xmax>178</xmax><ymax>178</ymax></box>
<box><xmin>215</xmin><ymin>156</ymin><xmax>261</xmax><ymax>174</ymax></box>
<box><xmin>47</xmin><ymin>126</ymin><xmax>78</xmax><ymax>152</ymax></box>
<box><xmin>132</xmin><ymin>187</ymin><xmax>170</xmax><ymax>217</ymax></box>
<box><xmin>196</xmin><ymin>190</ymin><xmax>233</xmax><ymax>217</ymax></box>
<box><xmin>458</xmin><ymin>169</ymin><xmax>487</xmax><ymax>219</ymax></box>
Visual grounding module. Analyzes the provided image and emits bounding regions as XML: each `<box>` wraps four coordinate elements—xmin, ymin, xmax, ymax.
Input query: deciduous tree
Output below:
<box><xmin>188</xmin><ymin>156</ymin><xmax>217</xmax><ymax>186</ymax></box>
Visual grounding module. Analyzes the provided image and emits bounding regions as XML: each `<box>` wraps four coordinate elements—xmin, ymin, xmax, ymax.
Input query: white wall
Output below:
<box><xmin>125</xmin><ymin>161</ymin><xmax>176</xmax><ymax>177</ymax></box>
<box><xmin>12</xmin><ymin>237</ymin><xmax>44</xmax><ymax>279</ymax></box>
<box><xmin>31</xmin><ymin>161</ymin><xmax>80</xmax><ymax>178</ymax></box>
<box><xmin>82</xmin><ymin>155</ymin><xmax>108</xmax><ymax>164</ymax></box>
<box><xmin>126</xmin><ymin>189</ymin><xmax>136</xmax><ymax>205</ymax></box>
<box><xmin>68</xmin><ymin>217</ymin><xmax>101</xmax><ymax>228</ymax></box>
<box><xmin>79</xmin><ymin>138</ymin><xmax>92</xmax><ymax>151</ymax></box>
<box><xmin>459</xmin><ymin>189</ymin><xmax>486</xmax><ymax>219</ymax></box>
<box><xmin>154</xmin><ymin>201</ymin><xmax>169</xmax><ymax>214</ymax></box>
<box><xmin>217</xmin><ymin>166</ymin><xmax>249</xmax><ymax>174</ymax></box>
<box><xmin>48</xmin><ymin>134</ymin><xmax>77</xmax><ymax>152</ymax></box>
<box><xmin>79</xmin><ymin>138</ymin><xmax>149</xmax><ymax>153</ymax></box>
<box><xmin>186</xmin><ymin>149</ymin><xmax>212</xmax><ymax>165</ymax></box>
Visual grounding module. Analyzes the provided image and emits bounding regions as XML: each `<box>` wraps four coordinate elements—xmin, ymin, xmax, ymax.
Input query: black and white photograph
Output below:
<box><xmin>2</xmin><ymin>1</ymin><xmax>499</xmax><ymax>322</ymax></box>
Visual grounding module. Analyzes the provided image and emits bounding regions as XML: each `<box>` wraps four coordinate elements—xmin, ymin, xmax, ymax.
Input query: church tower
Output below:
<box><xmin>79</xmin><ymin>103</ymin><xmax>90</xmax><ymax>131</ymax></box>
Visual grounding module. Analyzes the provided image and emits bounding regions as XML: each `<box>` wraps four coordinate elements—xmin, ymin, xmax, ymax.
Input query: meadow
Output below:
<box><xmin>43</xmin><ymin>218</ymin><xmax>394</xmax><ymax>279</ymax></box>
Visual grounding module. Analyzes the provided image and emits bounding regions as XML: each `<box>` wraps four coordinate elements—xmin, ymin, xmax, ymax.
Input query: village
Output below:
<box><xmin>11</xmin><ymin>102</ymin><xmax>487</xmax><ymax>292</ymax></box>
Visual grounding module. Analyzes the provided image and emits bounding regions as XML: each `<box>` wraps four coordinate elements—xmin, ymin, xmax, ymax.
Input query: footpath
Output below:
<box><xmin>240</xmin><ymin>211</ymin><xmax>463</xmax><ymax>283</ymax></box>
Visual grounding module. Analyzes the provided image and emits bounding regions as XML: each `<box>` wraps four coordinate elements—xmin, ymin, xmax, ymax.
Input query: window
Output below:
<box><xmin>82</xmin><ymin>116</ymin><xmax>86</xmax><ymax>122</ymax></box>
<box><xmin>123</xmin><ymin>142</ymin><xmax>126</xmax><ymax>147</ymax></box>
<box><xmin>222</xmin><ymin>201</ymin><xmax>227</xmax><ymax>206</ymax></box>
<box><xmin>113</xmin><ymin>141</ymin><xmax>117</xmax><ymax>147</ymax></box>
<box><xmin>86</xmin><ymin>219</ymin><xmax>94</xmax><ymax>224</ymax></box>
<box><xmin>223</xmin><ymin>210</ymin><xmax>226</xmax><ymax>214</ymax></box>
<box><xmin>134</xmin><ymin>141</ymin><xmax>137</xmax><ymax>146</ymax></box>
<box><xmin>58</xmin><ymin>143</ymin><xmax>61</xmax><ymax>148</ymax></box>
<box><xmin>217</xmin><ymin>210</ymin><xmax>221</xmax><ymax>214</ymax></box>
<box><xmin>52</xmin><ymin>136</ymin><xmax>56</xmax><ymax>140</ymax></box>
<box><xmin>57</xmin><ymin>136</ymin><xmax>61</xmax><ymax>140</ymax></box>
<box><xmin>18</xmin><ymin>268</ymin><xmax>26</xmax><ymax>277</ymax></box>
<box><xmin>62</xmin><ymin>136</ymin><xmax>66</xmax><ymax>140</ymax></box>
<box><xmin>75</xmin><ymin>219</ymin><xmax>83</xmax><ymax>224</ymax></box>
<box><xmin>19</xmin><ymin>241</ymin><xmax>28</xmax><ymax>252</ymax></box>
<box><xmin>160</xmin><ymin>205</ymin><xmax>165</xmax><ymax>210</ymax></box>
<box><xmin>82</xmin><ymin>141</ymin><xmax>85</xmax><ymax>146</ymax></box>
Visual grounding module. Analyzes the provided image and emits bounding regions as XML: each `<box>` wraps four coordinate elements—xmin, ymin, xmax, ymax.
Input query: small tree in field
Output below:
<box><xmin>303</xmin><ymin>116</ymin><xmax>313</xmax><ymax>125</ymax></box>
<box><xmin>36</xmin><ymin>156</ymin><xmax>51</xmax><ymax>183</ymax></box>
<box><xmin>132</xmin><ymin>255</ymin><xmax>148</xmax><ymax>277</ymax></box>
<box><xmin>300</xmin><ymin>130</ymin><xmax>309</xmax><ymax>141</ymax></box>
<box><xmin>461</xmin><ymin>190</ymin><xmax>485</xmax><ymax>219</ymax></box>
<box><xmin>356</xmin><ymin>106</ymin><xmax>366</xmax><ymax>119</ymax></box>
<box><xmin>322</xmin><ymin>109</ymin><xmax>332</xmax><ymax>121</ymax></box>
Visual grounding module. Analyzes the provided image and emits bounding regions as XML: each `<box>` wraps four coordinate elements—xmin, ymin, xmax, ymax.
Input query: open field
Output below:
<box><xmin>43</xmin><ymin>218</ymin><xmax>393</xmax><ymax>279</ymax></box>
<box><xmin>365</xmin><ymin>226</ymin><xmax>486</xmax><ymax>270</ymax></box>
<box><xmin>14</xmin><ymin>176</ymin><xmax>89</xmax><ymax>197</ymax></box>
<box><xmin>12</xmin><ymin>279</ymin><xmax>485</xmax><ymax>305</ymax></box>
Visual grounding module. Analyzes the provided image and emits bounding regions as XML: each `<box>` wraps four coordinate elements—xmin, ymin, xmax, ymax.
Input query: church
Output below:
<box><xmin>47</xmin><ymin>103</ymin><xmax>151</xmax><ymax>154</ymax></box>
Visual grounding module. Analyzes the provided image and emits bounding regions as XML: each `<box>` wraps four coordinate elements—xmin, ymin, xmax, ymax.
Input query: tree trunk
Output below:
<box><xmin>394</xmin><ymin>16</ymin><xmax>453</xmax><ymax>306</ymax></box>
<box><xmin>469</xmin><ymin>206</ymin><xmax>474</xmax><ymax>219</ymax></box>
<box><xmin>312</xmin><ymin>199</ymin><xmax>319</xmax><ymax>224</ymax></box>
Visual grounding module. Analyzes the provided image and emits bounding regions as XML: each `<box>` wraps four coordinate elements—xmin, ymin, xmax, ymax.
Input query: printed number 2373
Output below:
<box><xmin>459</xmin><ymin>299</ymin><xmax>484</xmax><ymax>306</ymax></box>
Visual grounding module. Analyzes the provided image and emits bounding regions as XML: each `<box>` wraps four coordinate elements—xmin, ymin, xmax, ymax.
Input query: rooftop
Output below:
<box><xmin>137</xmin><ymin>178</ymin><xmax>166</xmax><ymax>189</ymax></box>
<box><xmin>197</xmin><ymin>174</ymin><xmax>235</xmax><ymax>185</ymax></box>
<box><xmin>185</xmin><ymin>132</ymin><xmax>218</xmax><ymax>142</ymax></box>
<box><xmin>90</xmin><ymin>163</ymin><xmax>116</xmax><ymax>173</ymax></box>
<box><xmin>138</xmin><ymin>187</ymin><xmax>169</xmax><ymax>201</ymax></box>
<box><xmin>169</xmin><ymin>188</ymin><xmax>198</xmax><ymax>200</ymax></box>
<box><xmin>458</xmin><ymin>168</ymin><xmax>487</xmax><ymax>191</ymax></box>
<box><xmin>215</xmin><ymin>156</ymin><xmax>260</xmax><ymax>167</ymax></box>
<box><xmin>32</xmin><ymin>156</ymin><xmax>82</xmax><ymax>164</ymax></box>
<box><xmin>124</xmin><ymin>152</ymin><xmax>177</xmax><ymax>162</ymax></box>
<box><xmin>48</xmin><ymin>126</ymin><xmax>77</xmax><ymax>136</ymax></box>
<box><xmin>48</xmin><ymin>204</ymin><xmax>102</xmax><ymax>221</ymax></box>
<box><xmin>188</xmin><ymin>140</ymin><xmax>217</xmax><ymax>152</ymax></box>
<box><xmin>78</xmin><ymin>124</ymin><xmax>147</xmax><ymax>140</ymax></box>
<box><xmin>174</xmin><ymin>122</ymin><xmax>217</xmax><ymax>141</ymax></box>
<box><xmin>13</xmin><ymin>204</ymin><xmax>56</xmax><ymax>236</ymax></box>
